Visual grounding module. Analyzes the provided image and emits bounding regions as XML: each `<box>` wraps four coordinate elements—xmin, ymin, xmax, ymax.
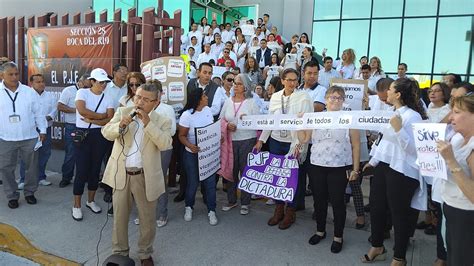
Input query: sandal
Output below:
<box><xmin>392</xmin><ymin>257</ymin><xmax>407</xmax><ymax>266</ymax></box>
<box><xmin>361</xmin><ymin>247</ymin><xmax>387</xmax><ymax>263</ymax></box>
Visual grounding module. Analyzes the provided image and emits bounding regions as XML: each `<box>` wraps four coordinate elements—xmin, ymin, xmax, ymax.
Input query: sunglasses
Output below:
<box><xmin>129</xmin><ymin>83</ymin><xmax>141</xmax><ymax>88</ymax></box>
<box><xmin>226</xmin><ymin>78</ymin><xmax>234</xmax><ymax>82</ymax></box>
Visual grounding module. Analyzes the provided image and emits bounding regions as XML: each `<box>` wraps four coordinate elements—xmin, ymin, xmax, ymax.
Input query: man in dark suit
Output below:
<box><xmin>256</xmin><ymin>39</ymin><xmax>272</xmax><ymax>70</ymax></box>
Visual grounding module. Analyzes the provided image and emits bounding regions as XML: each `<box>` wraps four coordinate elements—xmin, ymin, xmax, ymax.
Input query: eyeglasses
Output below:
<box><xmin>284</xmin><ymin>78</ymin><xmax>298</xmax><ymax>83</ymax></box>
<box><xmin>328</xmin><ymin>96</ymin><xmax>344</xmax><ymax>102</ymax></box>
<box><xmin>226</xmin><ymin>78</ymin><xmax>234</xmax><ymax>82</ymax></box>
<box><xmin>135</xmin><ymin>94</ymin><xmax>157</xmax><ymax>103</ymax></box>
<box><xmin>428</xmin><ymin>89</ymin><xmax>442</xmax><ymax>94</ymax></box>
<box><xmin>129</xmin><ymin>83</ymin><xmax>141</xmax><ymax>88</ymax></box>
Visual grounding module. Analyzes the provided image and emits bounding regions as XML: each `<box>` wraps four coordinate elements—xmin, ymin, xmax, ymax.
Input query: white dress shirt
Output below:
<box><xmin>104</xmin><ymin>81</ymin><xmax>127</xmax><ymax>110</ymax></box>
<box><xmin>334</xmin><ymin>61</ymin><xmax>355</xmax><ymax>79</ymax></box>
<box><xmin>37</xmin><ymin>90</ymin><xmax>57</xmax><ymax>127</ymax></box>
<box><xmin>220</xmin><ymin>30</ymin><xmax>234</xmax><ymax>44</ymax></box>
<box><xmin>196</xmin><ymin>52</ymin><xmax>217</xmax><ymax>67</ymax></box>
<box><xmin>210</xmin><ymin>86</ymin><xmax>230</xmax><ymax>116</ymax></box>
<box><xmin>369</xmin><ymin>106</ymin><xmax>427</xmax><ymax>210</ymax></box>
<box><xmin>368</xmin><ymin>72</ymin><xmax>386</xmax><ymax>93</ymax></box>
<box><xmin>187</xmin><ymin>30</ymin><xmax>203</xmax><ymax>46</ymax></box>
<box><xmin>58</xmin><ymin>85</ymin><xmax>78</xmax><ymax>124</ymax></box>
<box><xmin>0</xmin><ymin>82</ymin><xmax>47</xmax><ymax>141</ymax></box>
<box><xmin>125</xmin><ymin>118</ymin><xmax>145</xmax><ymax>168</ymax></box>
<box><xmin>211</xmin><ymin>42</ymin><xmax>225</xmax><ymax>59</ymax></box>
<box><xmin>318</xmin><ymin>68</ymin><xmax>341</xmax><ymax>89</ymax></box>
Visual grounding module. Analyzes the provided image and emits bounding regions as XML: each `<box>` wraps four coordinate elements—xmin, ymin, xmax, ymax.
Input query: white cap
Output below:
<box><xmin>88</xmin><ymin>68</ymin><xmax>111</xmax><ymax>82</ymax></box>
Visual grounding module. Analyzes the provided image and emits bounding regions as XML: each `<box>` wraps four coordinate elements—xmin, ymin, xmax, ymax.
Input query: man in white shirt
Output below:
<box><xmin>251</xmin><ymin>26</ymin><xmax>266</xmax><ymax>42</ymax></box>
<box><xmin>0</xmin><ymin>62</ymin><xmax>47</xmax><ymax>209</ymax></box>
<box><xmin>18</xmin><ymin>74</ymin><xmax>57</xmax><ymax>188</ymax></box>
<box><xmin>210</xmin><ymin>34</ymin><xmax>225</xmax><ymax>60</ymax></box>
<box><xmin>57</xmin><ymin>73</ymin><xmax>91</xmax><ymax>188</ymax></box>
<box><xmin>180</xmin><ymin>28</ymin><xmax>189</xmax><ymax>54</ymax></box>
<box><xmin>220</xmin><ymin>23</ymin><xmax>234</xmax><ymax>44</ymax></box>
<box><xmin>188</xmin><ymin>23</ymin><xmax>203</xmax><ymax>46</ymax></box>
<box><xmin>318</xmin><ymin>56</ymin><xmax>341</xmax><ymax>88</ymax></box>
<box><xmin>105</xmin><ymin>63</ymin><xmax>128</xmax><ymax>110</ymax></box>
<box><xmin>187</xmin><ymin>36</ymin><xmax>202</xmax><ymax>59</ymax></box>
<box><xmin>197</xmin><ymin>43</ymin><xmax>217</xmax><ymax>68</ymax></box>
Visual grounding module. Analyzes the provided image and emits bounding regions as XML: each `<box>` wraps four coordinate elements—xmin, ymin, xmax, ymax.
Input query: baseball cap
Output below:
<box><xmin>88</xmin><ymin>68</ymin><xmax>111</xmax><ymax>82</ymax></box>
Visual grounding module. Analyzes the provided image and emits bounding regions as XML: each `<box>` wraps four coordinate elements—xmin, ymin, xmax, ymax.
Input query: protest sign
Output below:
<box><xmin>238</xmin><ymin>152</ymin><xmax>298</xmax><ymax>202</ymax></box>
<box><xmin>196</xmin><ymin>120</ymin><xmax>221</xmax><ymax>181</ymax></box>
<box><xmin>412</xmin><ymin>123</ymin><xmax>448</xmax><ymax>180</ymax></box>
<box><xmin>330</xmin><ymin>78</ymin><xmax>367</xmax><ymax>111</ymax></box>
<box><xmin>212</xmin><ymin>66</ymin><xmax>227</xmax><ymax>79</ymax></box>
<box><xmin>295</xmin><ymin>42</ymin><xmax>312</xmax><ymax>59</ymax></box>
<box><xmin>241</xmin><ymin>24</ymin><xmax>255</xmax><ymax>36</ymax></box>
<box><xmin>238</xmin><ymin>110</ymin><xmax>393</xmax><ymax>131</ymax></box>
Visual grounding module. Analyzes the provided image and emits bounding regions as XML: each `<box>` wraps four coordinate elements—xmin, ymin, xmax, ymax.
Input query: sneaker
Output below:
<box><xmin>221</xmin><ymin>203</ymin><xmax>237</xmax><ymax>211</ymax></box>
<box><xmin>208</xmin><ymin>211</ymin><xmax>218</xmax><ymax>226</ymax></box>
<box><xmin>184</xmin><ymin>206</ymin><xmax>193</xmax><ymax>222</ymax></box>
<box><xmin>18</xmin><ymin>182</ymin><xmax>24</xmax><ymax>190</ymax></box>
<box><xmin>86</xmin><ymin>201</ymin><xmax>102</xmax><ymax>214</ymax></box>
<box><xmin>72</xmin><ymin>207</ymin><xmax>83</xmax><ymax>221</ymax></box>
<box><xmin>107</xmin><ymin>206</ymin><xmax>113</xmax><ymax>216</ymax></box>
<box><xmin>240</xmin><ymin>205</ymin><xmax>249</xmax><ymax>215</ymax></box>
<box><xmin>265</xmin><ymin>199</ymin><xmax>275</xmax><ymax>205</ymax></box>
<box><xmin>251</xmin><ymin>194</ymin><xmax>263</xmax><ymax>200</ymax></box>
<box><xmin>58</xmin><ymin>180</ymin><xmax>71</xmax><ymax>188</ymax></box>
<box><xmin>157</xmin><ymin>217</ymin><xmax>168</xmax><ymax>227</ymax></box>
<box><xmin>134</xmin><ymin>218</ymin><xmax>140</xmax><ymax>225</ymax></box>
<box><xmin>38</xmin><ymin>179</ymin><xmax>52</xmax><ymax>186</ymax></box>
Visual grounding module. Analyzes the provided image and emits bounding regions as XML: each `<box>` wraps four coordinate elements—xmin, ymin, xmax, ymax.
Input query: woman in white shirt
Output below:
<box><xmin>361</xmin><ymin>78</ymin><xmax>428</xmax><ymax>265</ymax></box>
<box><xmin>437</xmin><ymin>95</ymin><xmax>474</xmax><ymax>266</ymax></box>
<box><xmin>254</xmin><ymin>68</ymin><xmax>313</xmax><ymax>229</ymax></box>
<box><xmin>178</xmin><ymin>87</ymin><xmax>218</xmax><ymax>225</ymax></box>
<box><xmin>298</xmin><ymin>86</ymin><xmax>360</xmax><ymax>254</ymax></box>
<box><xmin>197</xmin><ymin>17</ymin><xmax>210</xmax><ymax>34</ymax></box>
<box><xmin>119</xmin><ymin>72</ymin><xmax>146</xmax><ymax>107</ymax></box>
<box><xmin>220</xmin><ymin>74</ymin><xmax>260</xmax><ymax>215</ymax></box>
<box><xmin>72</xmin><ymin>68</ymin><xmax>114</xmax><ymax>221</ymax></box>
<box><xmin>334</xmin><ymin>48</ymin><xmax>356</xmax><ymax>79</ymax></box>
<box><xmin>263</xmin><ymin>53</ymin><xmax>283</xmax><ymax>89</ymax></box>
<box><xmin>353</xmin><ymin>56</ymin><xmax>368</xmax><ymax>80</ymax></box>
<box><xmin>427</xmin><ymin>82</ymin><xmax>451</xmax><ymax>123</ymax></box>
<box><xmin>368</xmin><ymin>56</ymin><xmax>387</xmax><ymax>93</ymax></box>
<box><xmin>234</xmin><ymin>34</ymin><xmax>247</xmax><ymax>73</ymax></box>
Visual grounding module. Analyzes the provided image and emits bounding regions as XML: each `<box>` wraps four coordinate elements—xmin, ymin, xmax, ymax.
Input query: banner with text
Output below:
<box><xmin>412</xmin><ymin>123</ymin><xmax>448</xmax><ymax>180</ymax></box>
<box><xmin>238</xmin><ymin>110</ymin><xmax>394</xmax><ymax>131</ymax></box>
<box><xmin>238</xmin><ymin>152</ymin><xmax>298</xmax><ymax>202</ymax></box>
<box><xmin>27</xmin><ymin>23</ymin><xmax>114</xmax><ymax>148</ymax></box>
<box><xmin>195</xmin><ymin>120</ymin><xmax>221</xmax><ymax>181</ymax></box>
<box><xmin>330</xmin><ymin>78</ymin><xmax>367</xmax><ymax>111</ymax></box>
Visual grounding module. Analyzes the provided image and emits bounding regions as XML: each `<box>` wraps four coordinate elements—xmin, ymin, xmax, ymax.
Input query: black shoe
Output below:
<box><xmin>308</xmin><ymin>232</ymin><xmax>326</xmax><ymax>245</ymax></box>
<box><xmin>330</xmin><ymin>240</ymin><xmax>343</xmax><ymax>253</ymax></box>
<box><xmin>107</xmin><ymin>206</ymin><xmax>113</xmax><ymax>216</ymax></box>
<box><xmin>424</xmin><ymin>224</ymin><xmax>436</xmax><ymax>235</ymax></box>
<box><xmin>103</xmin><ymin>193</ymin><xmax>112</xmax><ymax>203</ymax></box>
<box><xmin>25</xmin><ymin>195</ymin><xmax>37</xmax><ymax>205</ymax></box>
<box><xmin>59</xmin><ymin>180</ymin><xmax>71</xmax><ymax>188</ymax></box>
<box><xmin>0</xmin><ymin>179</ymin><xmax>3</xmax><ymax>185</ymax></box>
<box><xmin>8</xmin><ymin>199</ymin><xmax>19</xmax><ymax>209</ymax></box>
<box><xmin>416</xmin><ymin>221</ymin><xmax>430</xmax><ymax>229</ymax></box>
<box><xmin>173</xmin><ymin>193</ymin><xmax>185</xmax><ymax>202</ymax></box>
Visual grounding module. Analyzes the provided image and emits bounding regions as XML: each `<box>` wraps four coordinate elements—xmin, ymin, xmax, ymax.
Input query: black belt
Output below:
<box><xmin>126</xmin><ymin>169</ymin><xmax>143</xmax><ymax>176</ymax></box>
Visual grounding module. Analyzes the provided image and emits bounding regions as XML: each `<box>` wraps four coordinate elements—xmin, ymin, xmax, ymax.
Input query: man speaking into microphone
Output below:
<box><xmin>101</xmin><ymin>81</ymin><xmax>172</xmax><ymax>265</ymax></box>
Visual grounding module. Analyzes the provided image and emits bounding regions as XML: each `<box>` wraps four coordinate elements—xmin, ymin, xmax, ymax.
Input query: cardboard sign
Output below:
<box><xmin>238</xmin><ymin>152</ymin><xmax>299</xmax><ymax>202</ymax></box>
<box><xmin>330</xmin><ymin>78</ymin><xmax>368</xmax><ymax>111</ymax></box>
<box><xmin>195</xmin><ymin>120</ymin><xmax>221</xmax><ymax>181</ymax></box>
<box><xmin>412</xmin><ymin>123</ymin><xmax>448</xmax><ymax>180</ymax></box>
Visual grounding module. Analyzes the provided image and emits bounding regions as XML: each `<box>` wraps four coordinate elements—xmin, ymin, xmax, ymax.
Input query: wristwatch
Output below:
<box><xmin>450</xmin><ymin>167</ymin><xmax>463</xmax><ymax>174</ymax></box>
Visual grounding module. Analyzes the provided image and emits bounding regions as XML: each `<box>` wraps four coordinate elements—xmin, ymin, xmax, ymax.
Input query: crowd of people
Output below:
<box><xmin>1</xmin><ymin>13</ymin><xmax>474</xmax><ymax>266</ymax></box>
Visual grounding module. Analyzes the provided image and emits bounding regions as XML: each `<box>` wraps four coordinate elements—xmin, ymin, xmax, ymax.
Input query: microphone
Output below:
<box><xmin>130</xmin><ymin>107</ymin><xmax>140</xmax><ymax>118</ymax></box>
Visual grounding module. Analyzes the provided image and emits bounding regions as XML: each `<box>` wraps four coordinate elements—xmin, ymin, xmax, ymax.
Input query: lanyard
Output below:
<box><xmin>281</xmin><ymin>93</ymin><xmax>291</xmax><ymax>114</ymax></box>
<box><xmin>4</xmin><ymin>89</ymin><xmax>18</xmax><ymax>113</ymax></box>
<box><xmin>233</xmin><ymin>99</ymin><xmax>245</xmax><ymax>118</ymax></box>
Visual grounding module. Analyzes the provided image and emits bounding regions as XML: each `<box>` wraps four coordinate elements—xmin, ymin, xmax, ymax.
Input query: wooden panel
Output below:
<box><xmin>50</xmin><ymin>14</ymin><xmax>57</xmax><ymax>26</ymax></box>
<box><xmin>61</xmin><ymin>13</ymin><xmax>69</xmax><ymax>25</ymax></box>
<box><xmin>0</xmin><ymin>17</ymin><xmax>8</xmax><ymax>57</ymax></box>
<box><xmin>18</xmin><ymin>17</ymin><xmax>26</xmax><ymax>83</ymax></box>
<box><xmin>126</xmin><ymin>8</ymin><xmax>137</xmax><ymax>70</ymax></box>
<box><xmin>112</xmin><ymin>9</ymin><xmax>122</xmax><ymax>66</ymax></box>
<box><xmin>73</xmin><ymin>12</ymin><xmax>80</xmax><ymax>25</ymax></box>
<box><xmin>7</xmin><ymin>17</ymin><xmax>15</xmax><ymax>61</ymax></box>
<box><xmin>84</xmin><ymin>10</ymin><xmax>95</xmax><ymax>24</ymax></box>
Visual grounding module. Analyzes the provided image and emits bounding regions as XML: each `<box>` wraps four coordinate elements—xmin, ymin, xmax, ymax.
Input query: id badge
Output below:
<box><xmin>9</xmin><ymin>114</ymin><xmax>21</xmax><ymax>123</ymax></box>
<box><xmin>280</xmin><ymin>130</ymin><xmax>288</xmax><ymax>138</ymax></box>
<box><xmin>324</xmin><ymin>131</ymin><xmax>332</xmax><ymax>139</ymax></box>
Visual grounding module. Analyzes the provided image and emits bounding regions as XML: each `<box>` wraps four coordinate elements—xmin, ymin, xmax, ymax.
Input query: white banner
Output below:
<box><xmin>330</xmin><ymin>78</ymin><xmax>368</xmax><ymax>111</ymax></box>
<box><xmin>195</xmin><ymin>120</ymin><xmax>221</xmax><ymax>181</ymax></box>
<box><xmin>412</xmin><ymin>123</ymin><xmax>448</xmax><ymax>180</ymax></box>
<box><xmin>238</xmin><ymin>110</ymin><xmax>394</xmax><ymax>131</ymax></box>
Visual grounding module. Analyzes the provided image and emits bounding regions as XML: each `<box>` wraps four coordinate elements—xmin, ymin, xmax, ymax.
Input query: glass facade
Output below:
<box><xmin>312</xmin><ymin>0</ymin><xmax>474</xmax><ymax>84</ymax></box>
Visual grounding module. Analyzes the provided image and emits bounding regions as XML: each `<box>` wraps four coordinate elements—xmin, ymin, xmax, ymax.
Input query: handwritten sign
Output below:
<box><xmin>330</xmin><ymin>78</ymin><xmax>367</xmax><ymax>111</ymax></box>
<box><xmin>195</xmin><ymin>120</ymin><xmax>221</xmax><ymax>181</ymax></box>
<box><xmin>238</xmin><ymin>110</ymin><xmax>393</xmax><ymax>131</ymax></box>
<box><xmin>238</xmin><ymin>152</ymin><xmax>298</xmax><ymax>202</ymax></box>
<box><xmin>412</xmin><ymin>123</ymin><xmax>448</xmax><ymax>180</ymax></box>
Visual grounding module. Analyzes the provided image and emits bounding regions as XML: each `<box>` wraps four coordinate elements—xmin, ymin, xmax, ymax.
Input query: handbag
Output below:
<box><xmin>72</xmin><ymin>94</ymin><xmax>105</xmax><ymax>143</ymax></box>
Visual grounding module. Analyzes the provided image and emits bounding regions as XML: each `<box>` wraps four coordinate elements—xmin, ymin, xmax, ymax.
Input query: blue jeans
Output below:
<box><xmin>20</xmin><ymin>127</ymin><xmax>52</xmax><ymax>182</ymax></box>
<box><xmin>267</xmin><ymin>137</ymin><xmax>298</xmax><ymax>208</ymax></box>
<box><xmin>183</xmin><ymin>150</ymin><xmax>216</xmax><ymax>212</ymax></box>
<box><xmin>61</xmin><ymin>123</ymin><xmax>76</xmax><ymax>181</ymax></box>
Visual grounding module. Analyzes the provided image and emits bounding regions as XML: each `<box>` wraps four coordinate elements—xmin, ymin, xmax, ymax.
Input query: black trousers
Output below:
<box><xmin>443</xmin><ymin>203</ymin><xmax>474</xmax><ymax>266</ymax></box>
<box><xmin>369</xmin><ymin>162</ymin><xmax>419</xmax><ymax>259</ymax></box>
<box><xmin>433</xmin><ymin>202</ymin><xmax>447</xmax><ymax>260</ymax></box>
<box><xmin>296</xmin><ymin>144</ymin><xmax>312</xmax><ymax>209</ymax></box>
<box><xmin>308</xmin><ymin>164</ymin><xmax>349</xmax><ymax>238</ymax></box>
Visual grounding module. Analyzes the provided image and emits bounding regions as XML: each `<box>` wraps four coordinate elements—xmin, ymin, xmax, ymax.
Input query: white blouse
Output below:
<box><xmin>427</xmin><ymin>103</ymin><xmax>450</xmax><ymax>123</ymax></box>
<box><xmin>310</xmin><ymin>128</ymin><xmax>353</xmax><ymax>167</ymax></box>
<box><xmin>219</xmin><ymin>97</ymin><xmax>260</xmax><ymax>141</ymax></box>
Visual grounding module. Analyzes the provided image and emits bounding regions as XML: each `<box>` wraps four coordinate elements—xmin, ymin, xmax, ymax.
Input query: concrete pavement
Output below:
<box><xmin>0</xmin><ymin>149</ymin><xmax>437</xmax><ymax>265</ymax></box>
